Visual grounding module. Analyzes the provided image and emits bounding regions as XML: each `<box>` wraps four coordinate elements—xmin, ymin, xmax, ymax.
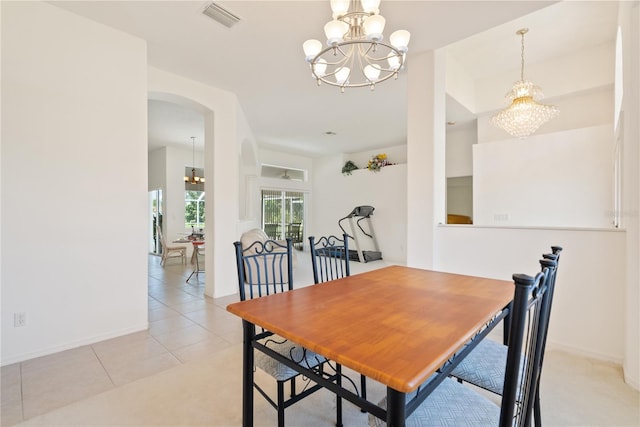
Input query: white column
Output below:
<box><xmin>406</xmin><ymin>50</ymin><xmax>447</xmax><ymax>269</ymax></box>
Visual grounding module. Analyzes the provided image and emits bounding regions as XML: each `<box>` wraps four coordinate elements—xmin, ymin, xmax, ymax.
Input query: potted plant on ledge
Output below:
<box><xmin>342</xmin><ymin>160</ymin><xmax>358</xmax><ymax>175</ymax></box>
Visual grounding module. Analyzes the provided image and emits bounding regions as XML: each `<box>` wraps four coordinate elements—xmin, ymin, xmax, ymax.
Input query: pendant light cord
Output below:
<box><xmin>191</xmin><ymin>136</ymin><xmax>195</xmax><ymax>169</ymax></box>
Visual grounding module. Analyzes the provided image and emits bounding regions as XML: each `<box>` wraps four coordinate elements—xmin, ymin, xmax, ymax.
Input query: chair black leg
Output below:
<box><xmin>277</xmin><ymin>381</ymin><xmax>285</xmax><ymax>427</ymax></box>
<box><xmin>336</xmin><ymin>364</ymin><xmax>343</xmax><ymax>427</ymax></box>
<box><xmin>290</xmin><ymin>377</ymin><xmax>296</xmax><ymax>398</ymax></box>
<box><xmin>534</xmin><ymin>388</ymin><xmax>542</xmax><ymax>427</ymax></box>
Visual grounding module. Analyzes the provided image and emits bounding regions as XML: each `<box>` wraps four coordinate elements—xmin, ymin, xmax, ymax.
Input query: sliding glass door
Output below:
<box><xmin>149</xmin><ymin>189</ymin><xmax>163</xmax><ymax>255</ymax></box>
<box><xmin>261</xmin><ymin>190</ymin><xmax>304</xmax><ymax>248</ymax></box>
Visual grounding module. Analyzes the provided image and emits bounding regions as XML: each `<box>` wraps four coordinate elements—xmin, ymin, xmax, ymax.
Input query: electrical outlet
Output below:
<box><xmin>493</xmin><ymin>213</ymin><xmax>510</xmax><ymax>222</ymax></box>
<box><xmin>14</xmin><ymin>312</ymin><xmax>27</xmax><ymax>327</ymax></box>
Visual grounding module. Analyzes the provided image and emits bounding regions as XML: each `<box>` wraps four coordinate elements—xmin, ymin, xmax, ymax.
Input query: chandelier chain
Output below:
<box><xmin>520</xmin><ymin>31</ymin><xmax>525</xmax><ymax>81</ymax></box>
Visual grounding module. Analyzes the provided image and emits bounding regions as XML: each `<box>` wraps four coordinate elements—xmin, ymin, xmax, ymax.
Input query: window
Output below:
<box><xmin>185</xmin><ymin>190</ymin><xmax>205</xmax><ymax>229</ymax></box>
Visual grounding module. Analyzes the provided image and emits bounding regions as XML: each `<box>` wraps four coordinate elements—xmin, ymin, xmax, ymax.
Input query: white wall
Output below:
<box><xmin>343</xmin><ymin>144</ymin><xmax>407</xmax><ymax>170</ymax></box>
<box><xmin>239</xmin><ymin>138</ymin><xmax>259</xmax><ymax>224</ymax></box>
<box><xmin>446</xmin><ymin>123</ymin><xmax>475</xmax><ymax>178</ymax></box>
<box><xmin>619</xmin><ymin>0</ymin><xmax>640</xmax><ymax>389</ymax></box>
<box><xmin>311</xmin><ymin>154</ymin><xmax>407</xmax><ymax>264</ymax></box>
<box><xmin>148</xmin><ymin>147</ymin><xmax>167</xmax><ymax>192</ymax></box>
<box><xmin>473</xmin><ymin>125</ymin><xmax>615</xmax><ymax>228</ymax></box>
<box><xmin>475</xmin><ymin>42</ymin><xmax>615</xmax><ymax>114</ymax></box>
<box><xmin>1</xmin><ymin>2</ymin><xmax>148</xmax><ymax>364</ymax></box>
<box><xmin>435</xmin><ymin>226</ymin><xmax>626</xmax><ymax>363</ymax></box>
<box><xmin>237</xmin><ymin>104</ymin><xmax>259</xmax><ymax>228</ymax></box>
<box><xmin>260</xmin><ymin>148</ymin><xmax>314</xmax><ymax>176</ymax></box>
<box><xmin>445</xmin><ymin>53</ymin><xmax>476</xmax><ymax>113</ymax></box>
<box><xmin>258</xmin><ymin>149</ymin><xmax>313</xmax><ymax>195</ymax></box>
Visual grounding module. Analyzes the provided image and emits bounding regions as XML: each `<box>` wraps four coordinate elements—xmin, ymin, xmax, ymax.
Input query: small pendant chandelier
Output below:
<box><xmin>302</xmin><ymin>0</ymin><xmax>410</xmax><ymax>92</ymax></box>
<box><xmin>184</xmin><ymin>136</ymin><xmax>205</xmax><ymax>185</ymax></box>
<box><xmin>492</xmin><ymin>28</ymin><xmax>559</xmax><ymax>138</ymax></box>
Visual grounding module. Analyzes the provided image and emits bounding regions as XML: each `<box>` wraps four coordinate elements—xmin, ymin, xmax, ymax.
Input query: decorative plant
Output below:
<box><xmin>342</xmin><ymin>160</ymin><xmax>359</xmax><ymax>175</ymax></box>
<box><xmin>367</xmin><ymin>153</ymin><xmax>391</xmax><ymax>172</ymax></box>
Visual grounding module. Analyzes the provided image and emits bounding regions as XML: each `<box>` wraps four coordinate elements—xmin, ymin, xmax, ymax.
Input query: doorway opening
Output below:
<box><xmin>261</xmin><ymin>190</ymin><xmax>305</xmax><ymax>249</ymax></box>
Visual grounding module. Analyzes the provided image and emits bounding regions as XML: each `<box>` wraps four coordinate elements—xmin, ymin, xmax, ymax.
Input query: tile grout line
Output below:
<box><xmin>149</xmin><ymin>275</ymin><xmax>224</xmax><ymax>363</ymax></box>
<box><xmin>146</xmin><ymin>327</ymin><xmax>186</xmax><ymax>366</ymax></box>
<box><xmin>90</xmin><ymin>344</ymin><xmax>116</xmax><ymax>387</ymax></box>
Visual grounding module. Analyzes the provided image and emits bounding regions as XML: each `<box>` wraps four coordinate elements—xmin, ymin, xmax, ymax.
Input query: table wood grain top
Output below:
<box><xmin>227</xmin><ymin>265</ymin><xmax>513</xmax><ymax>392</ymax></box>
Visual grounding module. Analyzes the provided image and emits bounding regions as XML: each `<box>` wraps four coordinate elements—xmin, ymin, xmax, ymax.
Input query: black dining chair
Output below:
<box><xmin>449</xmin><ymin>246</ymin><xmax>562</xmax><ymax>427</ymax></box>
<box><xmin>369</xmin><ymin>262</ymin><xmax>556</xmax><ymax>427</ymax></box>
<box><xmin>309</xmin><ymin>234</ymin><xmax>351</xmax><ymax>283</ymax></box>
<box><xmin>234</xmin><ymin>237</ymin><xmax>340</xmax><ymax>427</ymax></box>
<box><xmin>309</xmin><ymin>234</ymin><xmax>368</xmax><ymax>411</ymax></box>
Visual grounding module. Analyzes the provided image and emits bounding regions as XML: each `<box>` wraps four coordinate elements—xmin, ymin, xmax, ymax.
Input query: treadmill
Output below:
<box><xmin>338</xmin><ymin>205</ymin><xmax>383</xmax><ymax>263</ymax></box>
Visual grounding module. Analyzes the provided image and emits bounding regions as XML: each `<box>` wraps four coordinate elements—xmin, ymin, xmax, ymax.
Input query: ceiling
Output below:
<box><xmin>51</xmin><ymin>1</ymin><xmax>619</xmax><ymax>157</ymax></box>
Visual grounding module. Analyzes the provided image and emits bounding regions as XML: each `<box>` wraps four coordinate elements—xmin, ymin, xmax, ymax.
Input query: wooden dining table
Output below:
<box><xmin>226</xmin><ymin>265</ymin><xmax>514</xmax><ymax>426</ymax></box>
<box><xmin>172</xmin><ymin>238</ymin><xmax>205</xmax><ymax>282</ymax></box>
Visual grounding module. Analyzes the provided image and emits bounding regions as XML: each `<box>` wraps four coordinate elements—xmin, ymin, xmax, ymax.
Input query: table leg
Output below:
<box><xmin>242</xmin><ymin>320</ymin><xmax>255</xmax><ymax>427</ymax></box>
<box><xmin>386</xmin><ymin>388</ymin><xmax>406</xmax><ymax>427</ymax></box>
<box><xmin>503</xmin><ymin>301</ymin><xmax>513</xmax><ymax>345</ymax></box>
<box><xmin>186</xmin><ymin>245</ymin><xmax>204</xmax><ymax>283</ymax></box>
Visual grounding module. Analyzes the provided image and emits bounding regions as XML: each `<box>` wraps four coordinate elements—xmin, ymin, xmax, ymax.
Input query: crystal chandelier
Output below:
<box><xmin>184</xmin><ymin>136</ymin><xmax>205</xmax><ymax>185</ymax></box>
<box><xmin>492</xmin><ymin>28</ymin><xmax>559</xmax><ymax>138</ymax></box>
<box><xmin>302</xmin><ymin>0</ymin><xmax>410</xmax><ymax>92</ymax></box>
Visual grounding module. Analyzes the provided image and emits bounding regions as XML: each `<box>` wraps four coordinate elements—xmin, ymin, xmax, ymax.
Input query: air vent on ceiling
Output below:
<box><xmin>202</xmin><ymin>2</ymin><xmax>241</xmax><ymax>28</ymax></box>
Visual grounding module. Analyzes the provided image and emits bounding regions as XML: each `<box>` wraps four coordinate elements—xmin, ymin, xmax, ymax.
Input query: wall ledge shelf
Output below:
<box><xmin>438</xmin><ymin>223</ymin><xmax>626</xmax><ymax>233</ymax></box>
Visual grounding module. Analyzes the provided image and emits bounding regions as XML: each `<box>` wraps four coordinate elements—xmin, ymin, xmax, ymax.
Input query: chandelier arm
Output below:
<box><xmin>333</xmin><ymin>44</ymin><xmax>354</xmax><ymax>60</ymax></box>
<box><xmin>312</xmin><ymin>51</ymin><xmax>351</xmax><ymax>68</ymax></box>
<box><xmin>362</xmin><ymin>43</ymin><xmax>403</xmax><ymax>62</ymax></box>
<box><xmin>312</xmin><ymin>41</ymin><xmax>404</xmax><ymax>64</ymax></box>
<box><xmin>339</xmin><ymin>10</ymin><xmax>373</xmax><ymax>22</ymax></box>
<box><xmin>361</xmin><ymin>53</ymin><xmax>403</xmax><ymax>72</ymax></box>
<box><xmin>314</xmin><ymin>69</ymin><xmax>399</xmax><ymax>88</ymax></box>
<box><xmin>357</xmin><ymin>41</ymin><xmax>375</xmax><ymax>58</ymax></box>
<box><xmin>310</xmin><ymin>41</ymin><xmax>404</xmax><ymax>87</ymax></box>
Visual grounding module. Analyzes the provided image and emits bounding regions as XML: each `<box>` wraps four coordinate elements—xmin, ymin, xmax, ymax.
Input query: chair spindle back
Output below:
<box><xmin>309</xmin><ymin>234</ymin><xmax>350</xmax><ymax>284</ymax></box>
<box><xmin>234</xmin><ymin>237</ymin><xmax>294</xmax><ymax>301</ymax></box>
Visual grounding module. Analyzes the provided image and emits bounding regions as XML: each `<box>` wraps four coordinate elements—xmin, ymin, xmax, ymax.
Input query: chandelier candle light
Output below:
<box><xmin>492</xmin><ymin>28</ymin><xmax>559</xmax><ymax>138</ymax></box>
<box><xmin>303</xmin><ymin>0</ymin><xmax>410</xmax><ymax>92</ymax></box>
<box><xmin>184</xmin><ymin>136</ymin><xmax>205</xmax><ymax>185</ymax></box>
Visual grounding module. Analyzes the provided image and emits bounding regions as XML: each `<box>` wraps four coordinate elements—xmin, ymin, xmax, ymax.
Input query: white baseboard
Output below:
<box><xmin>546</xmin><ymin>340</ymin><xmax>623</xmax><ymax>365</ymax></box>
<box><xmin>623</xmin><ymin>371</ymin><xmax>640</xmax><ymax>391</ymax></box>
<box><xmin>1</xmin><ymin>322</ymin><xmax>149</xmax><ymax>367</ymax></box>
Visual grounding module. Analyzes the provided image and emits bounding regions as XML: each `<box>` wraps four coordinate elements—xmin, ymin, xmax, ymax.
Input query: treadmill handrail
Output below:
<box><xmin>338</xmin><ymin>206</ymin><xmax>375</xmax><ymax>238</ymax></box>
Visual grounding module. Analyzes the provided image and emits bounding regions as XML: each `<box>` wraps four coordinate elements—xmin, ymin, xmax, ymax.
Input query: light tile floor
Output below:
<box><xmin>1</xmin><ymin>254</ymin><xmax>244</xmax><ymax>426</ymax></box>
<box><xmin>2</xmin><ymin>251</ymin><xmax>385</xmax><ymax>425</ymax></box>
<box><xmin>2</xmin><ymin>253</ymin><xmax>639</xmax><ymax>426</ymax></box>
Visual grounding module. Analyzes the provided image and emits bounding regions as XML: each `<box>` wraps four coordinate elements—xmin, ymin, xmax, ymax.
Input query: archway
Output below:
<box><xmin>148</xmin><ymin>67</ymin><xmax>242</xmax><ymax>298</ymax></box>
<box><xmin>147</xmin><ymin>93</ymin><xmax>211</xmax><ymax>292</ymax></box>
